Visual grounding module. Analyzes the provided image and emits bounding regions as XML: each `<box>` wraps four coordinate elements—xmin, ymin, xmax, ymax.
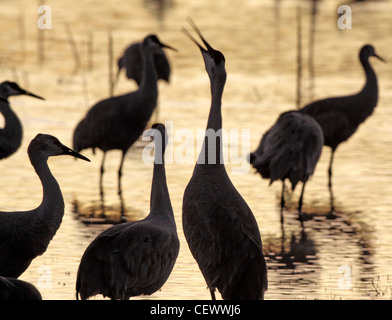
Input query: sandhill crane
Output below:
<box><xmin>299</xmin><ymin>44</ymin><xmax>385</xmax><ymax>210</ymax></box>
<box><xmin>0</xmin><ymin>82</ymin><xmax>44</xmax><ymax>160</ymax></box>
<box><xmin>249</xmin><ymin>110</ymin><xmax>324</xmax><ymax>223</ymax></box>
<box><xmin>76</xmin><ymin>123</ymin><xmax>179</xmax><ymax>300</ymax></box>
<box><xmin>73</xmin><ymin>35</ymin><xmax>176</xmax><ymax>197</ymax></box>
<box><xmin>181</xmin><ymin>19</ymin><xmax>268</xmax><ymax>300</ymax></box>
<box><xmin>0</xmin><ymin>134</ymin><xmax>90</xmax><ymax>278</ymax></box>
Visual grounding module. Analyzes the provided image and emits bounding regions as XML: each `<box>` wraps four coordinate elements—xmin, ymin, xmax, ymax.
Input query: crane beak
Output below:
<box><xmin>182</xmin><ymin>17</ymin><xmax>216</xmax><ymax>55</ymax></box>
<box><xmin>182</xmin><ymin>27</ymin><xmax>206</xmax><ymax>54</ymax></box>
<box><xmin>61</xmin><ymin>146</ymin><xmax>91</xmax><ymax>162</ymax></box>
<box><xmin>374</xmin><ymin>53</ymin><xmax>386</xmax><ymax>63</ymax></box>
<box><xmin>160</xmin><ymin>42</ymin><xmax>177</xmax><ymax>52</ymax></box>
<box><xmin>24</xmin><ymin>90</ymin><xmax>45</xmax><ymax>100</ymax></box>
<box><xmin>187</xmin><ymin>17</ymin><xmax>214</xmax><ymax>52</ymax></box>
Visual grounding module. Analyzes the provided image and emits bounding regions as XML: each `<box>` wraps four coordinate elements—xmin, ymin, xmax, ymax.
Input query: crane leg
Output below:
<box><xmin>328</xmin><ymin>150</ymin><xmax>335</xmax><ymax>213</ymax></box>
<box><xmin>209</xmin><ymin>288</ymin><xmax>216</xmax><ymax>300</ymax></box>
<box><xmin>280</xmin><ymin>182</ymin><xmax>285</xmax><ymax>224</ymax></box>
<box><xmin>118</xmin><ymin>151</ymin><xmax>126</xmax><ymax>196</ymax></box>
<box><xmin>298</xmin><ymin>182</ymin><xmax>306</xmax><ymax>224</ymax></box>
<box><xmin>100</xmin><ymin>152</ymin><xmax>107</xmax><ymax>197</ymax></box>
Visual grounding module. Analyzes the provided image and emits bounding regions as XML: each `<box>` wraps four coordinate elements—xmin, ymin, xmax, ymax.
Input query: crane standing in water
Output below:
<box><xmin>249</xmin><ymin>110</ymin><xmax>324</xmax><ymax>223</ymax></box>
<box><xmin>182</xmin><ymin>19</ymin><xmax>268</xmax><ymax>300</ymax></box>
<box><xmin>299</xmin><ymin>44</ymin><xmax>385</xmax><ymax>211</ymax></box>
<box><xmin>73</xmin><ymin>35</ymin><xmax>176</xmax><ymax>197</ymax></box>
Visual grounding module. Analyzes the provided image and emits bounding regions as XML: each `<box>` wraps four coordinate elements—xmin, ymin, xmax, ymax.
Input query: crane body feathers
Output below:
<box><xmin>76</xmin><ymin>217</ymin><xmax>179</xmax><ymax>300</ymax></box>
<box><xmin>250</xmin><ymin>111</ymin><xmax>324</xmax><ymax>190</ymax></box>
<box><xmin>183</xmin><ymin>169</ymin><xmax>267</xmax><ymax>299</ymax></box>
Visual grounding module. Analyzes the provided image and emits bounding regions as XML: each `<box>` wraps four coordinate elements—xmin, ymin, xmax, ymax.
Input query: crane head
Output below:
<box><xmin>28</xmin><ymin>134</ymin><xmax>90</xmax><ymax>162</ymax></box>
<box><xmin>143</xmin><ymin>34</ymin><xmax>177</xmax><ymax>52</ymax></box>
<box><xmin>361</xmin><ymin>44</ymin><xmax>386</xmax><ymax>63</ymax></box>
<box><xmin>182</xmin><ymin>17</ymin><xmax>226</xmax><ymax>81</ymax></box>
<box><xmin>143</xmin><ymin>123</ymin><xmax>167</xmax><ymax>143</ymax></box>
<box><xmin>0</xmin><ymin>81</ymin><xmax>45</xmax><ymax>101</ymax></box>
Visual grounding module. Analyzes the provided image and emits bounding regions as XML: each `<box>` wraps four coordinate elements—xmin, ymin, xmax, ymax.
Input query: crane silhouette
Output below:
<box><xmin>0</xmin><ymin>134</ymin><xmax>90</xmax><ymax>278</ymax></box>
<box><xmin>73</xmin><ymin>35</ymin><xmax>176</xmax><ymax>197</ymax></box>
<box><xmin>0</xmin><ymin>276</ymin><xmax>42</xmax><ymax>300</ymax></box>
<box><xmin>299</xmin><ymin>44</ymin><xmax>385</xmax><ymax>211</ymax></box>
<box><xmin>0</xmin><ymin>82</ymin><xmax>44</xmax><ymax>160</ymax></box>
<box><xmin>76</xmin><ymin>123</ymin><xmax>179</xmax><ymax>300</ymax></box>
<box><xmin>116</xmin><ymin>39</ymin><xmax>171</xmax><ymax>86</ymax></box>
<box><xmin>249</xmin><ymin>110</ymin><xmax>324</xmax><ymax>223</ymax></box>
<box><xmin>181</xmin><ymin>19</ymin><xmax>268</xmax><ymax>300</ymax></box>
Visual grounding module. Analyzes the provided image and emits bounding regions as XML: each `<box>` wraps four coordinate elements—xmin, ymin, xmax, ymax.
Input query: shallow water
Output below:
<box><xmin>0</xmin><ymin>0</ymin><xmax>392</xmax><ymax>300</ymax></box>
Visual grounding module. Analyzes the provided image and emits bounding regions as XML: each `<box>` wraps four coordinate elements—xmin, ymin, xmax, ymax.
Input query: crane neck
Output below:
<box><xmin>0</xmin><ymin>101</ymin><xmax>23</xmax><ymax>156</ymax></box>
<box><xmin>0</xmin><ymin>101</ymin><xmax>22</xmax><ymax>134</ymax></box>
<box><xmin>129</xmin><ymin>47</ymin><xmax>160</xmax><ymax>124</ymax></box>
<box><xmin>149</xmin><ymin>137</ymin><xmax>174</xmax><ymax>221</ymax></box>
<box><xmin>197</xmin><ymin>75</ymin><xmax>226</xmax><ymax>166</ymax></box>
<box><xmin>360</xmin><ymin>54</ymin><xmax>378</xmax><ymax>96</ymax></box>
<box><xmin>28</xmin><ymin>154</ymin><xmax>64</xmax><ymax>230</ymax></box>
<box><xmin>207</xmin><ymin>76</ymin><xmax>226</xmax><ymax>131</ymax></box>
<box><xmin>352</xmin><ymin>53</ymin><xmax>379</xmax><ymax>125</ymax></box>
<box><xmin>139</xmin><ymin>48</ymin><xmax>159</xmax><ymax>100</ymax></box>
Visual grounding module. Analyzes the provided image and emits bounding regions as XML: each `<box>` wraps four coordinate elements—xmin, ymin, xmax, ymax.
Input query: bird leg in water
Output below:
<box><xmin>298</xmin><ymin>182</ymin><xmax>306</xmax><ymax>224</ymax></box>
<box><xmin>118</xmin><ymin>151</ymin><xmax>126</xmax><ymax>197</ymax></box>
<box><xmin>100</xmin><ymin>152</ymin><xmax>107</xmax><ymax>197</ymax></box>
<box><xmin>118</xmin><ymin>186</ymin><xmax>127</xmax><ymax>222</ymax></box>
<box><xmin>280</xmin><ymin>182</ymin><xmax>285</xmax><ymax>224</ymax></box>
<box><xmin>328</xmin><ymin>150</ymin><xmax>335</xmax><ymax>213</ymax></box>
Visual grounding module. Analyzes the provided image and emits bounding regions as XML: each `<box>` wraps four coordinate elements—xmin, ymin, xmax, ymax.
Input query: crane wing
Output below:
<box><xmin>77</xmin><ymin>220</ymin><xmax>179</xmax><ymax>299</ymax></box>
